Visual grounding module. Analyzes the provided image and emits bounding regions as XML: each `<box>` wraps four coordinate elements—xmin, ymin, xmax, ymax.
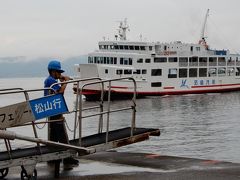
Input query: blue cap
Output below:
<box><xmin>48</xmin><ymin>60</ymin><xmax>65</xmax><ymax>73</ymax></box>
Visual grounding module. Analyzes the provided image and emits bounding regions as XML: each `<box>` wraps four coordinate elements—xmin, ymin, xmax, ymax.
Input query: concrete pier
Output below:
<box><xmin>5</xmin><ymin>151</ymin><xmax>240</xmax><ymax>179</ymax></box>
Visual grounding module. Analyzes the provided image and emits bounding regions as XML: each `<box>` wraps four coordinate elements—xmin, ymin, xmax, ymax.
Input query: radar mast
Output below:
<box><xmin>117</xmin><ymin>18</ymin><xmax>129</xmax><ymax>41</ymax></box>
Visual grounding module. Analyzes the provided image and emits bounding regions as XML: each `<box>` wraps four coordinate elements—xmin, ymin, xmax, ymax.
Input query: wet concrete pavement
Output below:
<box><xmin>5</xmin><ymin>151</ymin><xmax>240</xmax><ymax>179</ymax></box>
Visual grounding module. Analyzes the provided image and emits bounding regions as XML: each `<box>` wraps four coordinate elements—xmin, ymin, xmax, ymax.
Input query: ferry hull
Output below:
<box><xmin>74</xmin><ymin>89</ymin><xmax>143</xmax><ymax>101</ymax></box>
<box><xmin>77</xmin><ymin>85</ymin><xmax>240</xmax><ymax>101</ymax></box>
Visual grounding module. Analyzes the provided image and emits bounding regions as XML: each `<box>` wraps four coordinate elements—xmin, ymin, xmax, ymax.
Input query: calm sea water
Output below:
<box><xmin>1</xmin><ymin>77</ymin><xmax>240</xmax><ymax>163</ymax></box>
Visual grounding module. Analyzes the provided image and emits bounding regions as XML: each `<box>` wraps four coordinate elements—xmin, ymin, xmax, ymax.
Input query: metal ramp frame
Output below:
<box><xmin>0</xmin><ymin>77</ymin><xmax>160</xmax><ymax>179</ymax></box>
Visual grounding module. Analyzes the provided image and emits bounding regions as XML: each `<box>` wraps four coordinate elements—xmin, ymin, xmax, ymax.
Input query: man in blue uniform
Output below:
<box><xmin>44</xmin><ymin>60</ymin><xmax>79</xmax><ymax>167</ymax></box>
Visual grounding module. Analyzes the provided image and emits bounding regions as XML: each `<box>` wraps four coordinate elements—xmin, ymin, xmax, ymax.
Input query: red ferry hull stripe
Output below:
<box><xmin>81</xmin><ymin>85</ymin><xmax>240</xmax><ymax>96</ymax></box>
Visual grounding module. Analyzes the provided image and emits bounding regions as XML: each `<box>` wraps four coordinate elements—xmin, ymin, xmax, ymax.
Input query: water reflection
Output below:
<box><xmin>118</xmin><ymin>93</ymin><xmax>240</xmax><ymax>163</ymax></box>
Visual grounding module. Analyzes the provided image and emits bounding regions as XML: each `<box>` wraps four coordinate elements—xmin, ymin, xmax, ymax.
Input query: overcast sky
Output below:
<box><xmin>0</xmin><ymin>0</ymin><xmax>240</xmax><ymax>59</ymax></box>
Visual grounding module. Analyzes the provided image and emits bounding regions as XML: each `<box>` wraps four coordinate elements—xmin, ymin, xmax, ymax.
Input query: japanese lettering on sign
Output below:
<box><xmin>0</xmin><ymin>102</ymin><xmax>34</xmax><ymax>129</ymax></box>
<box><xmin>180</xmin><ymin>79</ymin><xmax>216</xmax><ymax>88</ymax></box>
<box><xmin>29</xmin><ymin>94</ymin><xmax>68</xmax><ymax>120</ymax></box>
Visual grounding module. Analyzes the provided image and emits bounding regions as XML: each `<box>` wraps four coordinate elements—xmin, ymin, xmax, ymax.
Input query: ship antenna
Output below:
<box><xmin>118</xmin><ymin>18</ymin><xmax>129</xmax><ymax>40</ymax></box>
<box><xmin>199</xmin><ymin>9</ymin><xmax>209</xmax><ymax>49</ymax></box>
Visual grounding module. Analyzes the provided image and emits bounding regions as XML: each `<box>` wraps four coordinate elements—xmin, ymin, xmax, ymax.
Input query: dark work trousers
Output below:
<box><xmin>48</xmin><ymin>115</ymin><xmax>70</xmax><ymax>178</ymax></box>
<box><xmin>49</xmin><ymin>114</ymin><xmax>69</xmax><ymax>144</ymax></box>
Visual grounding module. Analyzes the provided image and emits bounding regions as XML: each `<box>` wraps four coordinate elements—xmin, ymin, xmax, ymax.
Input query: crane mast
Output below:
<box><xmin>199</xmin><ymin>9</ymin><xmax>210</xmax><ymax>49</ymax></box>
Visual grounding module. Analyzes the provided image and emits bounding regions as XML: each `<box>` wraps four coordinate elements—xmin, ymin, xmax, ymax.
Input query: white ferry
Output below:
<box><xmin>74</xmin><ymin>10</ymin><xmax>240</xmax><ymax>100</ymax></box>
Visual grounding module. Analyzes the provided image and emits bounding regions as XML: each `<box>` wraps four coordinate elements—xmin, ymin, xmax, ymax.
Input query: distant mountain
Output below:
<box><xmin>0</xmin><ymin>56</ymin><xmax>87</xmax><ymax>78</ymax></box>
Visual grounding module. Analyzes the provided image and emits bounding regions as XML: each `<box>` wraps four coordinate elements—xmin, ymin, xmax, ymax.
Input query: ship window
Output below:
<box><xmin>149</xmin><ymin>46</ymin><xmax>153</xmax><ymax>51</ymax></box>
<box><xmin>199</xmin><ymin>68</ymin><xmax>207</xmax><ymax>77</ymax></box>
<box><xmin>179</xmin><ymin>57</ymin><xmax>188</xmax><ymax>67</ymax></box>
<box><xmin>179</xmin><ymin>68</ymin><xmax>188</xmax><ymax>78</ymax></box>
<box><xmin>196</xmin><ymin>47</ymin><xmax>200</xmax><ymax>51</ymax></box>
<box><xmin>99</xmin><ymin>57</ymin><xmax>103</xmax><ymax>64</ymax></box>
<box><xmin>218</xmin><ymin>57</ymin><xmax>226</xmax><ymax>66</ymax></box>
<box><xmin>105</xmin><ymin>69</ymin><xmax>108</xmax><ymax>74</ymax></box>
<box><xmin>114</xmin><ymin>57</ymin><xmax>117</xmax><ymax>64</ymax></box>
<box><xmin>190</xmin><ymin>46</ymin><xmax>193</xmax><ymax>51</ymax></box>
<box><xmin>151</xmin><ymin>69</ymin><xmax>162</xmax><ymax>76</ymax></box>
<box><xmin>110</xmin><ymin>45</ymin><xmax>114</xmax><ymax>49</ymax></box>
<box><xmin>119</xmin><ymin>45</ymin><xmax>123</xmax><ymax>50</ymax></box>
<box><xmin>218</xmin><ymin>67</ymin><xmax>226</xmax><ymax>76</ymax></box>
<box><xmin>154</xmin><ymin>57</ymin><xmax>167</xmax><ymax>63</ymax></box>
<box><xmin>227</xmin><ymin>67</ymin><xmax>235</xmax><ymax>76</ymax></box>
<box><xmin>137</xmin><ymin>58</ymin><xmax>143</xmax><ymax>63</ymax></box>
<box><xmin>236</xmin><ymin>67</ymin><xmax>240</xmax><ymax>76</ymax></box>
<box><xmin>151</xmin><ymin>82</ymin><xmax>162</xmax><ymax>87</ymax></box>
<box><xmin>208</xmin><ymin>68</ymin><xmax>217</xmax><ymax>77</ymax></box>
<box><xmin>133</xmin><ymin>69</ymin><xmax>141</xmax><ymax>74</ymax></box>
<box><xmin>189</xmin><ymin>68</ymin><xmax>198</xmax><ymax>77</ymax></box>
<box><xmin>124</xmin><ymin>69</ymin><xmax>132</xmax><ymax>74</ymax></box>
<box><xmin>88</xmin><ymin>57</ymin><xmax>93</xmax><ymax>63</ymax></box>
<box><xmin>227</xmin><ymin>57</ymin><xmax>234</xmax><ymax>66</ymax></box>
<box><xmin>124</xmin><ymin>45</ymin><xmax>129</xmax><ymax>50</ymax></box>
<box><xmin>120</xmin><ymin>58</ymin><xmax>123</xmax><ymax>64</ymax></box>
<box><xmin>114</xmin><ymin>45</ymin><xmax>119</xmax><ymax>49</ymax></box>
<box><xmin>107</xmin><ymin>57</ymin><xmax>110</xmax><ymax>64</ymax></box>
<box><xmin>97</xmin><ymin>57</ymin><xmax>100</xmax><ymax>63</ymax></box>
<box><xmin>129</xmin><ymin>46</ymin><xmax>134</xmax><ymax>50</ymax></box>
<box><xmin>189</xmin><ymin>56</ymin><xmax>198</xmax><ymax>66</ymax></box>
<box><xmin>209</xmin><ymin>57</ymin><xmax>217</xmax><ymax>66</ymax></box>
<box><xmin>135</xmin><ymin>46</ymin><xmax>140</xmax><ymax>50</ymax></box>
<box><xmin>145</xmin><ymin>58</ymin><xmax>151</xmax><ymax>63</ymax></box>
<box><xmin>124</xmin><ymin>59</ymin><xmax>128</xmax><ymax>65</ymax></box>
<box><xmin>168</xmin><ymin>68</ymin><xmax>177</xmax><ymax>78</ymax></box>
<box><xmin>129</xmin><ymin>58</ymin><xmax>132</xmax><ymax>65</ymax></box>
<box><xmin>164</xmin><ymin>46</ymin><xmax>167</xmax><ymax>50</ymax></box>
<box><xmin>142</xmin><ymin>69</ymin><xmax>147</xmax><ymax>74</ymax></box>
<box><xmin>110</xmin><ymin>57</ymin><xmax>114</xmax><ymax>64</ymax></box>
<box><xmin>103</xmin><ymin>57</ymin><xmax>106</xmax><ymax>64</ymax></box>
<box><xmin>120</xmin><ymin>58</ymin><xmax>133</xmax><ymax>65</ymax></box>
<box><xmin>168</xmin><ymin>57</ymin><xmax>178</xmax><ymax>62</ymax></box>
<box><xmin>116</xmin><ymin>69</ymin><xmax>123</xmax><ymax>75</ymax></box>
<box><xmin>199</xmin><ymin>57</ymin><xmax>207</xmax><ymax>66</ymax></box>
<box><xmin>140</xmin><ymin>46</ymin><xmax>145</xmax><ymax>50</ymax></box>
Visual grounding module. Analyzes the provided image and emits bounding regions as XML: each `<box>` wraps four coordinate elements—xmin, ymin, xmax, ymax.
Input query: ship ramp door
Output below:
<box><xmin>77</xmin><ymin>64</ymin><xmax>102</xmax><ymax>92</ymax></box>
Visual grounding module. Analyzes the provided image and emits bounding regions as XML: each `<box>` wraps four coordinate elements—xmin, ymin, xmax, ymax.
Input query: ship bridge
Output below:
<box><xmin>97</xmin><ymin>40</ymin><xmax>230</xmax><ymax>57</ymax></box>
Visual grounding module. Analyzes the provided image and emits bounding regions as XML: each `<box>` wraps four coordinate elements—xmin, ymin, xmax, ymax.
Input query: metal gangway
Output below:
<box><xmin>0</xmin><ymin>77</ymin><xmax>160</xmax><ymax>179</ymax></box>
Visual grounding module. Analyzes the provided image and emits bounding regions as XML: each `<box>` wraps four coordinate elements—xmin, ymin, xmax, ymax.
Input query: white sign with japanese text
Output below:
<box><xmin>0</xmin><ymin>102</ymin><xmax>34</xmax><ymax>129</ymax></box>
<box><xmin>29</xmin><ymin>94</ymin><xmax>68</xmax><ymax>120</ymax></box>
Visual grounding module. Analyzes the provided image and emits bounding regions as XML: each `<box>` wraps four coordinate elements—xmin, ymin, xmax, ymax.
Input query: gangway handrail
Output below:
<box><xmin>0</xmin><ymin>87</ymin><xmax>55</xmax><ymax>161</ymax></box>
<box><xmin>50</xmin><ymin>77</ymin><xmax>137</xmax><ymax>146</ymax></box>
<box><xmin>0</xmin><ymin>88</ymin><xmax>54</xmax><ymax>95</ymax></box>
<box><xmin>0</xmin><ymin>86</ymin><xmax>96</xmax><ymax>178</ymax></box>
<box><xmin>0</xmin><ymin>88</ymin><xmax>24</xmax><ymax>92</ymax></box>
<box><xmin>79</xmin><ymin>77</ymin><xmax>137</xmax><ymax>145</ymax></box>
<box><xmin>0</xmin><ymin>130</ymin><xmax>94</xmax><ymax>154</ymax></box>
<box><xmin>50</xmin><ymin>77</ymin><xmax>103</xmax><ymax>139</ymax></box>
<box><xmin>0</xmin><ymin>88</ymin><xmax>65</xmax><ymax>128</ymax></box>
<box><xmin>0</xmin><ymin>88</ymin><xmax>27</xmax><ymax>158</ymax></box>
